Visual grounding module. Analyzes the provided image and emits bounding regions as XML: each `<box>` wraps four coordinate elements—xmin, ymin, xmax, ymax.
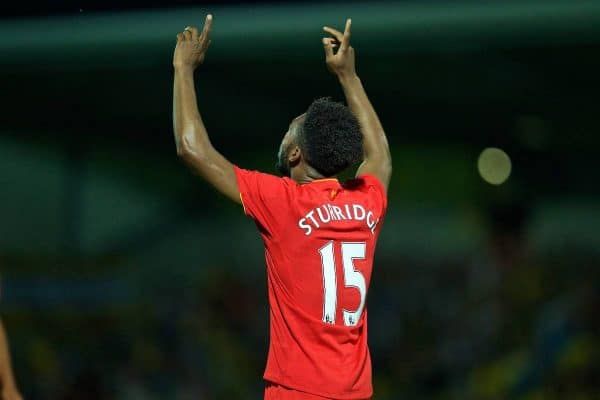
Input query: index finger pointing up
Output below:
<box><xmin>340</xmin><ymin>18</ymin><xmax>351</xmax><ymax>51</ymax></box>
<box><xmin>201</xmin><ymin>14</ymin><xmax>213</xmax><ymax>37</ymax></box>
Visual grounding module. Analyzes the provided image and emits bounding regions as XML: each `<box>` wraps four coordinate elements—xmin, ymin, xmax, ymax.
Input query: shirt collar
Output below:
<box><xmin>305</xmin><ymin>177</ymin><xmax>341</xmax><ymax>188</ymax></box>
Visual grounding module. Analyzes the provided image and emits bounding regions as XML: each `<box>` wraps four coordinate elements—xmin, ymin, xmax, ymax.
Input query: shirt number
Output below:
<box><xmin>318</xmin><ymin>241</ymin><xmax>367</xmax><ymax>326</ymax></box>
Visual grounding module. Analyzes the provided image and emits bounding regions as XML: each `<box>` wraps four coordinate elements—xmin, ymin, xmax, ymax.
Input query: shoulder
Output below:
<box><xmin>344</xmin><ymin>174</ymin><xmax>386</xmax><ymax>194</ymax></box>
<box><xmin>344</xmin><ymin>174</ymin><xmax>388</xmax><ymax>210</ymax></box>
<box><xmin>234</xmin><ymin>166</ymin><xmax>296</xmax><ymax>214</ymax></box>
<box><xmin>234</xmin><ymin>166</ymin><xmax>295</xmax><ymax>189</ymax></box>
<box><xmin>234</xmin><ymin>167</ymin><xmax>298</xmax><ymax>230</ymax></box>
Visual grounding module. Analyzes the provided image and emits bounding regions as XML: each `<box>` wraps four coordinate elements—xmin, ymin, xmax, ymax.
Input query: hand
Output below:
<box><xmin>173</xmin><ymin>14</ymin><xmax>213</xmax><ymax>69</ymax></box>
<box><xmin>2</xmin><ymin>387</ymin><xmax>23</xmax><ymax>400</ymax></box>
<box><xmin>322</xmin><ymin>19</ymin><xmax>356</xmax><ymax>78</ymax></box>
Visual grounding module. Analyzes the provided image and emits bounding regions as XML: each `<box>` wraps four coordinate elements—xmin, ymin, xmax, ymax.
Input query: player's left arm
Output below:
<box><xmin>323</xmin><ymin>20</ymin><xmax>392</xmax><ymax>193</ymax></box>
<box><xmin>0</xmin><ymin>320</ymin><xmax>23</xmax><ymax>400</ymax></box>
<box><xmin>173</xmin><ymin>15</ymin><xmax>240</xmax><ymax>204</ymax></box>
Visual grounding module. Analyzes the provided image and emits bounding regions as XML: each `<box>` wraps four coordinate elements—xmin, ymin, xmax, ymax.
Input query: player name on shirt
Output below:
<box><xmin>298</xmin><ymin>203</ymin><xmax>380</xmax><ymax>236</ymax></box>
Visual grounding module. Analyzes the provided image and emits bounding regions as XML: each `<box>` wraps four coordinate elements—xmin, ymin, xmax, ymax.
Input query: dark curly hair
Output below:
<box><xmin>299</xmin><ymin>97</ymin><xmax>363</xmax><ymax>177</ymax></box>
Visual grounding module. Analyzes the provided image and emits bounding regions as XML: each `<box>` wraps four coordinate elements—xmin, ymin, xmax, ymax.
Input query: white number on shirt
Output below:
<box><xmin>318</xmin><ymin>241</ymin><xmax>367</xmax><ymax>326</ymax></box>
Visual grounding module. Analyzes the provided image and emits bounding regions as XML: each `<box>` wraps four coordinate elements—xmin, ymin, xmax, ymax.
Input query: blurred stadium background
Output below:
<box><xmin>1</xmin><ymin>0</ymin><xmax>599</xmax><ymax>398</ymax></box>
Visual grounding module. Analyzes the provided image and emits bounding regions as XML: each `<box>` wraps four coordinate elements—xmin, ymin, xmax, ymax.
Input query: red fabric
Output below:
<box><xmin>265</xmin><ymin>382</ymin><xmax>372</xmax><ymax>400</ymax></box>
<box><xmin>235</xmin><ymin>166</ymin><xmax>387</xmax><ymax>400</ymax></box>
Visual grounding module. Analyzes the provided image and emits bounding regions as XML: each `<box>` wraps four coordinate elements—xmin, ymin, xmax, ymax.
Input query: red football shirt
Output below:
<box><xmin>235</xmin><ymin>166</ymin><xmax>387</xmax><ymax>399</ymax></box>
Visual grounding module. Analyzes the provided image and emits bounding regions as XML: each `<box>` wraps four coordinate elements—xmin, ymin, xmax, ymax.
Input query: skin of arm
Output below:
<box><xmin>0</xmin><ymin>320</ymin><xmax>22</xmax><ymax>400</ymax></box>
<box><xmin>173</xmin><ymin>15</ymin><xmax>240</xmax><ymax>204</ymax></box>
<box><xmin>323</xmin><ymin>20</ymin><xmax>392</xmax><ymax>192</ymax></box>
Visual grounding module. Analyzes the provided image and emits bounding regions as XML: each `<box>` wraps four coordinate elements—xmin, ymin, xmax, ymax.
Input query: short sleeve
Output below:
<box><xmin>355</xmin><ymin>174</ymin><xmax>388</xmax><ymax>215</ymax></box>
<box><xmin>234</xmin><ymin>166</ymin><xmax>291</xmax><ymax>234</ymax></box>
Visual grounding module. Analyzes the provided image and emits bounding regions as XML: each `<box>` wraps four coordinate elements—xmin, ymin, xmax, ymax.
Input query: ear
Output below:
<box><xmin>289</xmin><ymin>145</ymin><xmax>302</xmax><ymax>165</ymax></box>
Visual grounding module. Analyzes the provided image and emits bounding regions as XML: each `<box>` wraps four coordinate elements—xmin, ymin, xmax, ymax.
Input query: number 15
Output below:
<box><xmin>319</xmin><ymin>241</ymin><xmax>367</xmax><ymax>327</ymax></box>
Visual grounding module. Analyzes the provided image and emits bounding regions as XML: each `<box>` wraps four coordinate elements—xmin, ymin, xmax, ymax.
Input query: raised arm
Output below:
<box><xmin>0</xmin><ymin>320</ymin><xmax>22</xmax><ymax>400</ymax></box>
<box><xmin>173</xmin><ymin>15</ymin><xmax>240</xmax><ymax>204</ymax></box>
<box><xmin>323</xmin><ymin>19</ymin><xmax>392</xmax><ymax>192</ymax></box>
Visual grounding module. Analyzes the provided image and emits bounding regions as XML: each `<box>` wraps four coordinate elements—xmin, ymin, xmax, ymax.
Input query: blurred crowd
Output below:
<box><xmin>3</xmin><ymin>204</ymin><xmax>598</xmax><ymax>400</ymax></box>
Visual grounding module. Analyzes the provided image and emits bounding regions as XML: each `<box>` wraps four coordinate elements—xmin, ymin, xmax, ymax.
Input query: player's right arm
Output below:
<box><xmin>322</xmin><ymin>19</ymin><xmax>392</xmax><ymax>192</ymax></box>
<box><xmin>173</xmin><ymin>15</ymin><xmax>240</xmax><ymax>204</ymax></box>
<box><xmin>0</xmin><ymin>320</ymin><xmax>22</xmax><ymax>400</ymax></box>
